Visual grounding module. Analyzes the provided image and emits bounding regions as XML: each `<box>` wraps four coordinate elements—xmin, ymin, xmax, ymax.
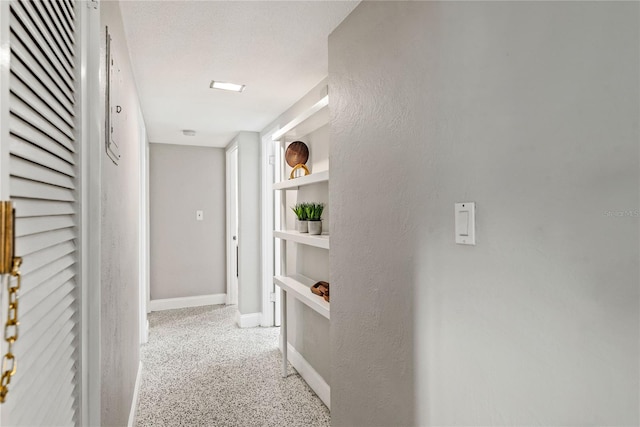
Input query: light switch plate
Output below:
<box><xmin>196</xmin><ymin>210</ymin><xmax>203</xmax><ymax>221</ymax></box>
<box><xmin>455</xmin><ymin>202</ymin><xmax>475</xmax><ymax>245</ymax></box>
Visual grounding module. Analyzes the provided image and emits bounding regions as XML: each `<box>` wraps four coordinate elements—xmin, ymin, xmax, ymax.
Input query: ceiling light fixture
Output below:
<box><xmin>210</xmin><ymin>80</ymin><xmax>246</xmax><ymax>93</ymax></box>
<box><xmin>183</xmin><ymin>130</ymin><xmax>196</xmax><ymax>136</ymax></box>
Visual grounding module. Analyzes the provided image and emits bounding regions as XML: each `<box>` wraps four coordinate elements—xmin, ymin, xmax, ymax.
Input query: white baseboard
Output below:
<box><xmin>279</xmin><ymin>337</ymin><xmax>330</xmax><ymax>409</ymax></box>
<box><xmin>149</xmin><ymin>293</ymin><xmax>226</xmax><ymax>311</ymax></box>
<box><xmin>235</xmin><ymin>310</ymin><xmax>262</xmax><ymax>328</ymax></box>
<box><xmin>128</xmin><ymin>361</ymin><xmax>143</xmax><ymax>427</ymax></box>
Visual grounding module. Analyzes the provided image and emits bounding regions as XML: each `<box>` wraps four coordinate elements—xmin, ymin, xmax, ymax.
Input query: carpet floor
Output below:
<box><xmin>134</xmin><ymin>305</ymin><xmax>330</xmax><ymax>427</ymax></box>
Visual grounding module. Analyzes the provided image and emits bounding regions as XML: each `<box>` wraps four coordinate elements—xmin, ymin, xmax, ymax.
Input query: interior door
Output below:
<box><xmin>0</xmin><ymin>0</ymin><xmax>80</xmax><ymax>425</ymax></box>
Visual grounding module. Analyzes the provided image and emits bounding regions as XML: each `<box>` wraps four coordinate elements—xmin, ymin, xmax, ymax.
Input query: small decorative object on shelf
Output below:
<box><xmin>285</xmin><ymin>141</ymin><xmax>310</xmax><ymax>179</ymax></box>
<box><xmin>311</xmin><ymin>281</ymin><xmax>330</xmax><ymax>302</ymax></box>
<box><xmin>291</xmin><ymin>203</ymin><xmax>309</xmax><ymax>233</ymax></box>
<box><xmin>305</xmin><ymin>203</ymin><xmax>324</xmax><ymax>235</ymax></box>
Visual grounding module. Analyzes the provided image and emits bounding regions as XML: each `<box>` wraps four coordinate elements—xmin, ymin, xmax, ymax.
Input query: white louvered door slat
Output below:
<box><xmin>1</xmin><ymin>0</ymin><xmax>80</xmax><ymax>425</ymax></box>
<box><xmin>31</xmin><ymin>1</ymin><xmax>74</xmax><ymax>62</ymax></box>
<box><xmin>17</xmin><ymin>0</ymin><xmax>74</xmax><ymax>69</ymax></box>
<box><xmin>16</xmin><ymin>228</ymin><xmax>75</xmax><ymax>256</ymax></box>
<box><xmin>10</xmin><ymin>157</ymin><xmax>75</xmax><ymax>189</ymax></box>
<box><xmin>10</xmin><ymin>0</ymin><xmax>74</xmax><ymax>87</ymax></box>
<box><xmin>10</xmin><ymin>176</ymin><xmax>75</xmax><ymax>201</ymax></box>
<box><xmin>42</xmin><ymin>0</ymin><xmax>74</xmax><ymax>47</ymax></box>
<box><xmin>13</xmin><ymin>199</ymin><xmax>75</xmax><ymax>219</ymax></box>
<box><xmin>15</xmin><ymin>322</ymin><xmax>74</xmax><ymax>385</ymax></box>
<box><xmin>14</xmin><ymin>301</ymin><xmax>73</xmax><ymax>364</ymax></box>
<box><xmin>15</xmin><ymin>215</ymin><xmax>75</xmax><ymax>236</ymax></box>
<box><xmin>9</xmin><ymin>134</ymin><xmax>75</xmax><ymax>175</ymax></box>
<box><xmin>12</xmin><ymin>325</ymin><xmax>74</xmax><ymax>399</ymax></box>
<box><xmin>9</xmin><ymin>95</ymin><xmax>75</xmax><ymax>150</ymax></box>
<box><xmin>10</xmin><ymin>72</ymin><xmax>75</xmax><ymax>134</ymax></box>
<box><xmin>21</xmin><ymin>261</ymin><xmax>75</xmax><ymax>310</ymax></box>
<box><xmin>9</xmin><ymin>30</ymin><xmax>75</xmax><ymax>112</ymax></box>
<box><xmin>63</xmin><ymin>0</ymin><xmax>75</xmax><ymax>20</ymax></box>
<box><xmin>15</xmin><ymin>241</ymin><xmax>75</xmax><ymax>280</ymax></box>
<box><xmin>10</xmin><ymin>116</ymin><xmax>76</xmax><ymax>163</ymax></box>
<box><xmin>10</xmin><ymin>57</ymin><xmax>75</xmax><ymax>126</ymax></box>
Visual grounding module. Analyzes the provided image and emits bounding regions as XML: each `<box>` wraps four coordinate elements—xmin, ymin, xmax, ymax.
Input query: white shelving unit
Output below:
<box><xmin>274</xmin><ymin>274</ymin><xmax>330</xmax><ymax>320</ymax></box>
<box><xmin>273</xmin><ymin>230</ymin><xmax>330</xmax><ymax>250</ymax></box>
<box><xmin>272</xmin><ymin>170</ymin><xmax>329</xmax><ymax>190</ymax></box>
<box><xmin>272</xmin><ymin>94</ymin><xmax>330</xmax><ymax>389</ymax></box>
<box><xmin>271</xmin><ymin>95</ymin><xmax>328</xmax><ymax>142</ymax></box>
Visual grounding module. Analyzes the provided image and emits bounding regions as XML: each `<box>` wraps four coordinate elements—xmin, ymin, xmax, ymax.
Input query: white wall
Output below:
<box><xmin>99</xmin><ymin>2</ymin><xmax>144</xmax><ymax>425</ymax></box>
<box><xmin>149</xmin><ymin>143</ymin><xmax>226</xmax><ymax>300</ymax></box>
<box><xmin>329</xmin><ymin>2</ymin><xmax>639</xmax><ymax>426</ymax></box>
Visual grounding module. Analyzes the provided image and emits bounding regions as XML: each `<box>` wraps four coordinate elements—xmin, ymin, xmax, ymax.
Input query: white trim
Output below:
<box><xmin>79</xmin><ymin>4</ymin><xmax>102</xmax><ymax>426</ymax></box>
<box><xmin>149</xmin><ymin>294</ymin><xmax>226</xmax><ymax>312</ymax></box>
<box><xmin>138</xmin><ymin>107</ymin><xmax>148</xmax><ymax>344</ymax></box>
<box><xmin>225</xmin><ymin>143</ymin><xmax>239</xmax><ymax>305</ymax></box>
<box><xmin>145</xmin><ymin>143</ymin><xmax>151</xmax><ymax>315</ymax></box>
<box><xmin>127</xmin><ymin>361</ymin><xmax>143</xmax><ymax>427</ymax></box>
<box><xmin>280</xmin><ymin>338</ymin><xmax>330</xmax><ymax>409</ymax></box>
<box><xmin>261</xmin><ymin>130</ymin><xmax>277</xmax><ymax>326</ymax></box>
<box><xmin>235</xmin><ymin>311</ymin><xmax>262</xmax><ymax>328</ymax></box>
<box><xmin>271</xmin><ymin>95</ymin><xmax>329</xmax><ymax>141</ymax></box>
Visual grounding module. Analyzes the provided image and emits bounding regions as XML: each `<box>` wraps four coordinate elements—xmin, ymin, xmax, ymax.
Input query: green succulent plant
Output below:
<box><xmin>305</xmin><ymin>203</ymin><xmax>324</xmax><ymax>221</ymax></box>
<box><xmin>291</xmin><ymin>203</ymin><xmax>308</xmax><ymax>220</ymax></box>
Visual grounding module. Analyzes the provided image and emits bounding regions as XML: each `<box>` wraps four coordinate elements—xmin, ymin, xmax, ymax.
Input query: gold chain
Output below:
<box><xmin>0</xmin><ymin>256</ymin><xmax>21</xmax><ymax>403</ymax></box>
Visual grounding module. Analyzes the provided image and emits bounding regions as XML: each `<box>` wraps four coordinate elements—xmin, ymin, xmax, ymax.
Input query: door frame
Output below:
<box><xmin>260</xmin><ymin>130</ymin><xmax>277</xmax><ymax>326</ymax></box>
<box><xmin>225</xmin><ymin>143</ymin><xmax>239</xmax><ymax>305</ymax></box>
<box><xmin>79</xmin><ymin>3</ymin><xmax>102</xmax><ymax>426</ymax></box>
<box><xmin>138</xmin><ymin>107</ymin><xmax>149</xmax><ymax>344</ymax></box>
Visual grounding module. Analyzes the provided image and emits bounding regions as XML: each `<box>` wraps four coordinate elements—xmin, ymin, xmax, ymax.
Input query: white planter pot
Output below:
<box><xmin>308</xmin><ymin>220</ymin><xmax>322</xmax><ymax>235</ymax></box>
<box><xmin>296</xmin><ymin>220</ymin><xmax>308</xmax><ymax>233</ymax></box>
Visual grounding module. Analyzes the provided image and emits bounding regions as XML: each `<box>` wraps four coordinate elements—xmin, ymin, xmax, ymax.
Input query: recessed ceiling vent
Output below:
<box><xmin>183</xmin><ymin>130</ymin><xmax>196</xmax><ymax>136</ymax></box>
<box><xmin>210</xmin><ymin>80</ymin><xmax>245</xmax><ymax>92</ymax></box>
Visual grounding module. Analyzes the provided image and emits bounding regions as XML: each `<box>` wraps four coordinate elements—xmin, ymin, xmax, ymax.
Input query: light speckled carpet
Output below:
<box><xmin>134</xmin><ymin>305</ymin><xmax>330</xmax><ymax>427</ymax></box>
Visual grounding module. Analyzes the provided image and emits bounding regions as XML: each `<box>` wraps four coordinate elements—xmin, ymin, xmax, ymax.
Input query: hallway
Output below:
<box><xmin>134</xmin><ymin>305</ymin><xmax>330</xmax><ymax>426</ymax></box>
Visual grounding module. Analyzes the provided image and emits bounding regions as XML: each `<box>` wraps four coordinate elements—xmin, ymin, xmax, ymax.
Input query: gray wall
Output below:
<box><xmin>149</xmin><ymin>143</ymin><xmax>226</xmax><ymax>300</ymax></box>
<box><xmin>100</xmin><ymin>2</ymin><xmax>142</xmax><ymax>425</ymax></box>
<box><xmin>233</xmin><ymin>131</ymin><xmax>262</xmax><ymax>315</ymax></box>
<box><xmin>329</xmin><ymin>2</ymin><xmax>639</xmax><ymax>426</ymax></box>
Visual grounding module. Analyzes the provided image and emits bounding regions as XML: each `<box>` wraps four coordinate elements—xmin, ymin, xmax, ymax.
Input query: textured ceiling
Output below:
<box><xmin>119</xmin><ymin>1</ymin><xmax>359</xmax><ymax>147</ymax></box>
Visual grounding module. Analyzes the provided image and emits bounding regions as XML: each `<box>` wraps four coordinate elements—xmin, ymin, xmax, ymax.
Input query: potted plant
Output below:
<box><xmin>291</xmin><ymin>203</ymin><xmax>308</xmax><ymax>233</ymax></box>
<box><xmin>305</xmin><ymin>203</ymin><xmax>324</xmax><ymax>235</ymax></box>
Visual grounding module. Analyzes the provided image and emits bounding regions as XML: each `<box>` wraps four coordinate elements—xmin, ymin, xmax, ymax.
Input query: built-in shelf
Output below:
<box><xmin>274</xmin><ymin>274</ymin><xmax>330</xmax><ymax>320</ymax></box>
<box><xmin>271</xmin><ymin>95</ymin><xmax>329</xmax><ymax>142</ymax></box>
<box><xmin>273</xmin><ymin>170</ymin><xmax>329</xmax><ymax>190</ymax></box>
<box><xmin>274</xmin><ymin>230</ymin><xmax>330</xmax><ymax>249</ymax></box>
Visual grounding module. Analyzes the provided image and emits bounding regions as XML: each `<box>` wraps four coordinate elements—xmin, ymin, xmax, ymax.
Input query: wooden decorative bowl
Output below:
<box><xmin>285</xmin><ymin>141</ymin><xmax>309</xmax><ymax>167</ymax></box>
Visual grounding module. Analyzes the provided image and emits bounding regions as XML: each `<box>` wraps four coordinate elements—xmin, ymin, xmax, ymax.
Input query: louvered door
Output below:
<box><xmin>2</xmin><ymin>0</ymin><xmax>79</xmax><ymax>425</ymax></box>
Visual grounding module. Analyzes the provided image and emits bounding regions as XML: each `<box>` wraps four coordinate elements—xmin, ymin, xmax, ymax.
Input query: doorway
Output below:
<box><xmin>226</xmin><ymin>146</ymin><xmax>239</xmax><ymax>305</ymax></box>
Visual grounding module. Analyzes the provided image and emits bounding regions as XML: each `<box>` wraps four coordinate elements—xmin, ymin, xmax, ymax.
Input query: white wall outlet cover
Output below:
<box><xmin>196</xmin><ymin>210</ymin><xmax>204</xmax><ymax>221</ymax></box>
<box><xmin>455</xmin><ymin>202</ymin><xmax>475</xmax><ymax>245</ymax></box>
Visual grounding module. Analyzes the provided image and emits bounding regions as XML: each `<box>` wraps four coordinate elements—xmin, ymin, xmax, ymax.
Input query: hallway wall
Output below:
<box><xmin>149</xmin><ymin>143</ymin><xmax>226</xmax><ymax>300</ymax></box>
<box><xmin>329</xmin><ymin>2</ymin><xmax>639</xmax><ymax>426</ymax></box>
<box><xmin>100</xmin><ymin>3</ymin><xmax>144</xmax><ymax>426</ymax></box>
